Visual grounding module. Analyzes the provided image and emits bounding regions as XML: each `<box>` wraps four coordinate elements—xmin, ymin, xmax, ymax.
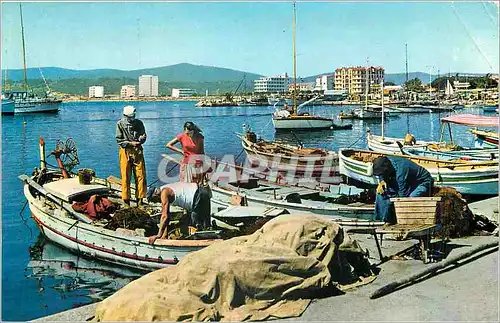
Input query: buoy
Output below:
<box><xmin>23</xmin><ymin>121</ymin><xmax>27</xmax><ymax>125</ymax></box>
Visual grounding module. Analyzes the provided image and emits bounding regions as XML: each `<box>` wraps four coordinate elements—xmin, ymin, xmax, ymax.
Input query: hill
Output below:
<box><xmin>3</xmin><ymin>63</ymin><xmax>489</xmax><ymax>95</ymax></box>
<box><xmin>5</xmin><ymin>63</ymin><xmax>264</xmax><ymax>83</ymax></box>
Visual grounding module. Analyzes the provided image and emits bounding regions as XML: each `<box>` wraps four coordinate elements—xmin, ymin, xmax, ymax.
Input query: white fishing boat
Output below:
<box><xmin>4</xmin><ymin>5</ymin><xmax>61</xmax><ymax>114</ymax></box>
<box><xmin>272</xmin><ymin>3</ymin><xmax>333</xmax><ymax>131</ymax></box>
<box><xmin>19</xmin><ymin>138</ymin><xmax>287</xmax><ymax>271</ymax></box>
<box><xmin>367</xmin><ymin>131</ymin><xmax>437</xmax><ymax>154</ymax></box>
<box><xmin>338</xmin><ymin>148</ymin><xmax>498</xmax><ymax>195</ymax></box>
<box><xmin>210</xmin><ymin>180</ymin><xmax>375</xmax><ymax>220</ymax></box>
<box><xmin>386</xmin><ymin>104</ymin><xmax>431</xmax><ymax>113</ymax></box>
<box><xmin>402</xmin><ymin>147</ymin><xmax>498</xmax><ymax>161</ymax></box>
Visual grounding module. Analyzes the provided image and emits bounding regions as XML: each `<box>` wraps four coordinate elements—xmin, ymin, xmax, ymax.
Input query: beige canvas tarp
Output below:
<box><xmin>94</xmin><ymin>213</ymin><xmax>374</xmax><ymax>321</ymax></box>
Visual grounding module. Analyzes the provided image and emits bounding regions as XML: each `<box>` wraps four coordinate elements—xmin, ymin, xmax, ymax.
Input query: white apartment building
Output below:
<box><xmin>314</xmin><ymin>74</ymin><xmax>334</xmax><ymax>91</ymax></box>
<box><xmin>138</xmin><ymin>75</ymin><xmax>159</xmax><ymax>97</ymax></box>
<box><xmin>334</xmin><ymin>66</ymin><xmax>385</xmax><ymax>95</ymax></box>
<box><xmin>253</xmin><ymin>74</ymin><xmax>289</xmax><ymax>93</ymax></box>
<box><xmin>120</xmin><ymin>85</ymin><xmax>136</xmax><ymax>98</ymax></box>
<box><xmin>88</xmin><ymin>86</ymin><xmax>104</xmax><ymax>98</ymax></box>
<box><xmin>172</xmin><ymin>88</ymin><xmax>196</xmax><ymax>98</ymax></box>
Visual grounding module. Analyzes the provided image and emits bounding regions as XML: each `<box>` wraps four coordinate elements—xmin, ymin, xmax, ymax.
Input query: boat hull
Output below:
<box><xmin>272</xmin><ymin>116</ymin><xmax>333</xmax><ymax>130</ymax></box>
<box><xmin>210</xmin><ymin>184</ymin><xmax>374</xmax><ymax>219</ymax></box>
<box><xmin>339</xmin><ymin>149</ymin><xmax>499</xmax><ymax>195</ymax></box>
<box><xmin>23</xmin><ymin>184</ymin><xmax>213</xmax><ymax>270</ymax></box>
<box><xmin>366</xmin><ymin>133</ymin><xmax>433</xmax><ymax>154</ymax></box>
<box><xmin>1</xmin><ymin>100</ymin><xmax>15</xmax><ymax>115</ymax></box>
<box><xmin>240</xmin><ymin>134</ymin><xmax>339</xmax><ymax>179</ymax></box>
<box><xmin>14</xmin><ymin>101</ymin><xmax>60</xmax><ymax>113</ymax></box>
<box><xmin>387</xmin><ymin>105</ymin><xmax>430</xmax><ymax>113</ymax></box>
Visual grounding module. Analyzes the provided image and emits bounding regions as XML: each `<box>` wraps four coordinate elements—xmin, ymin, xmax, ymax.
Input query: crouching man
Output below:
<box><xmin>146</xmin><ymin>182</ymin><xmax>211</xmax><ymax>244</ymax></box>
<box><xmin>372</xmin><ymin>156</ymin><xmax>434</xmax><ymax>224</ymax></box>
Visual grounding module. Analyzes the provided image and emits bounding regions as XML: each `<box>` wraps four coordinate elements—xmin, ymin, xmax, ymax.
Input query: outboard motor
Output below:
<box><xmin>285</xmin><ymin>193</ymin><xmax>302</xmax><ymax>204</ymax></box>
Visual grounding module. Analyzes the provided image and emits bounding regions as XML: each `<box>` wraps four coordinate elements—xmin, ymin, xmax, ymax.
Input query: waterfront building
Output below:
<box><xmin>453</xmin><ymin>80</ymin><xmax>470</xmax><ymax>90</ymax></box>
<box><xmin>288</xmin><ymin>82</ymin><xmax>315</xmax><ymax>92</ymax></box>
<box><xmin>314</xmin><ymin>74</ymin><xmax>334</xmax><ymax>91</ymax></box>
<box><xmin>138</xmin><ymin>75</ymin><xmax>159</xmax><ymax>97</ymax></box>
<box><xmin>253</xmin><ymin>74</ymin><xmax>289</xmax><ymax>93</ymax></box>
<box><xmin>172</xmin><ymin>88</ymin><xmax>196</xmax><ymax>98</ymax></box>
<box><xmin>120</xmin><ymin>85</ymin><xmax>136</xmax><ymax>98</ymax></box>
<box><xmin>88</xmin><ymin>86</ymin><xmax>104</xmax><ymax>98</ymax></box>
<box><xmin>334</xmin><ymin>66</ymin><xmax>385</xmax><ymax>95</ymax></box>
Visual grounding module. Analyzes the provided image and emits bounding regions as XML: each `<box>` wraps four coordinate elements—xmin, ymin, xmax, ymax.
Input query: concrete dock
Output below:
<box><xmin>32</xmin><ymin>197</ymin><xmax>499</xmax><ymax>322</ymax></box>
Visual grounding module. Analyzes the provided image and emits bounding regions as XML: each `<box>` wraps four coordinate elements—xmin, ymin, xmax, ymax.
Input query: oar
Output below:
<box><xmin>370</xmin><ymin>241</ymin><xmax>499</xmax><ymax>299</ymax></box>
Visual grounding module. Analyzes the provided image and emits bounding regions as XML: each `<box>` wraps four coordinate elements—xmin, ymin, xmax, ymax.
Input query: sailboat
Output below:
<box><xmin>272</xmin><ymin>3</ymin><xmax>333</xmax><ymax>131</ymax></box>
<box><xmin>386</xmin><ymin>44</ymin><xmax>430</xmax><ymax>114</ymax></box>
<box><xmin>2</xmin><ymin>4</ymin><xmax>61</xmax><ymax>115</ymax></box>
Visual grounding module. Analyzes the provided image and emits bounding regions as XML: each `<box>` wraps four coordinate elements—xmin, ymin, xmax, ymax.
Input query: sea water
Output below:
<box><xmin>1</xmin><ymin>101</ymin><xmax>489</xmax><ymax>320</ymax></box>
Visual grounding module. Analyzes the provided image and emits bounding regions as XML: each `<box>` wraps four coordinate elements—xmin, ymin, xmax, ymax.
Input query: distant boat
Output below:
<box><xmin>1</xmin><ymin>96</ymin><xmax>15</xmax><ymax>115</ymax></box>
<box><xmin>387</xmin><ymin>104</ymin><xmax>431</xmax><ymax>113</ymax></box>
<box><xmin>272</xmin><ymin>3</ymin><xmax>333</xmax><ymax>131</ymax></box>
<box><xmin>1</xmin><ymin>4</ymin><xmax>61</xmax><ymax>115</ymax></box>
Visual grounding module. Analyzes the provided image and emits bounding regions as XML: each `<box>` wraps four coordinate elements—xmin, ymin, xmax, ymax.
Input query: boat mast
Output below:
<box><xmin>405</xmin><ymin>43</ymin><xmax>410</xmax><ymax>134</ymax></box>
<box><xmin>405</xmin><ymin>43</ymin><xmax>408</xmax><ymax>103</ymax></box>
<box><xmin>365</xmin><ymin>57</ymin><xmax>369</xmax><ymax>111</ymax></box>
<box><xmin>381</xmin><ymin>80</ymin><xmax>385</xmax><ymax>139</ymax></box>
<box><xmin>292</xmin><ymin>2</ymin><xmax>297</xmax><ymax>114</ymax></box>
<box><xmin>20</xmin><ymin>3</ymin><xmax>28</xmax><ymax>92</ymax></box>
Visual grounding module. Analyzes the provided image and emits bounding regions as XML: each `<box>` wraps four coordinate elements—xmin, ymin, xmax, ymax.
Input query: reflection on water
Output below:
<box><xmin>26</xmin><ymin>235</ymin><xmax>144</xmax><ymax>304</ymax></box>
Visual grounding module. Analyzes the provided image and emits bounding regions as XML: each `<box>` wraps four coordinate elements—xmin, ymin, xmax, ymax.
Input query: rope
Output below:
<box><xmin>347</xmin><ymin>131</ymin><xmax>366</xmax><ymax>148</ymax></box>
<box><xmin>19</xmin><ymin>200</ymin><xmax>33</xmax><ymax>240</ymax></box>
<box><xmin>147</xmin><ymin>163</ymin><xmax>179</xmax><ymax>188</ymax></box>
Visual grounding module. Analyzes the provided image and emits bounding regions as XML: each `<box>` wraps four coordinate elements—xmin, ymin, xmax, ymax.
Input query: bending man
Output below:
<box><xmin>147</xmin><ymin>182</ymin><xmax>211</xmax><ymax>243</ymax></box>
<box><xmin>372</xmin><ymin>156</ymin><xmax>434</xmax><ymax>224</ymax></box>
<box><xmin>116</xmin><ymin>105</ymin><xmax>147</xmax><ymax>206</ymax></box>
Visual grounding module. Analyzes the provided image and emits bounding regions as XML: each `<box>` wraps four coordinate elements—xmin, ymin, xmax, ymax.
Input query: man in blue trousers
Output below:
<box><xmin>372</xmin><ymin>156</ymin><xmax>434</xmax><ymax>224</ymax></box>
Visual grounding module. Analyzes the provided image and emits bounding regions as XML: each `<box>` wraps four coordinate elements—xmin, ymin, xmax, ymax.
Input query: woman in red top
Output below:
<box><xmin>166</xmin><ymin>121</ymin><xmax>205</xmax><ymax>183</ymax></box>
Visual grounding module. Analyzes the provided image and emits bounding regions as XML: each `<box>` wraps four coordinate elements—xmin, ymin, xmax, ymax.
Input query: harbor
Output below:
<box><xmin>2</xmin><ymin>100</ymin><xmax>498</xmax><ymax>321</ymax></box>
<box><xmin>2</xmin><ymin>1</ymin><xmax>499</xmax><ymax>322</ymax></box>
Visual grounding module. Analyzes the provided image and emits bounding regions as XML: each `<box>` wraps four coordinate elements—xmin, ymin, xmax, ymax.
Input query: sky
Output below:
<box><xmin>1</xmin><ymin>1</ymin><xmax>499</xmax><ymax>77</ymax></box>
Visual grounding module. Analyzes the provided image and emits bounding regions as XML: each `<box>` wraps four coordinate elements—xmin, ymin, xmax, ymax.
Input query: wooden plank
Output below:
<box><xmin>390</xmin><ymin>197</ymin><xmax>442</xmax><ymax>202</ymax></box>
<box><xmin>393</xmin><ymin>202</ymin><xmax>440</xmax><ymax>207</ymax></box>
<box><xmin>395</xmin><ymin>207</ymin><xmax>437</xmax><ymax>213</ymax></box>
<box><xmin>397</xmin><ymin>218</ymin><xmax>436</xmax><ymax>225</ymax></box>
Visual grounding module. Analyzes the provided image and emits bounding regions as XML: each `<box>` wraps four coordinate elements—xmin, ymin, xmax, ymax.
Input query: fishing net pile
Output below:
<box><xmin>93</xmin><ymin>214</ymin><xmax>376</xmax><ymax>322</ymax></box>
<box><xmin>433</xmin><ymin>186</ymin><xmax>473</xmax><ymax>238</ymax></box>
<box><xmin>104</xmin><ymin>207</ymin><xmax>158</xmax><ymax>236</ymax></box>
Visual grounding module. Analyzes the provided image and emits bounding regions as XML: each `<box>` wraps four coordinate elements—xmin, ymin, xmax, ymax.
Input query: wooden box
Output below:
<box><xmin>390</xmin><ymin>197</ymin><xmax>442</xmax><ymax>225</ymax></box>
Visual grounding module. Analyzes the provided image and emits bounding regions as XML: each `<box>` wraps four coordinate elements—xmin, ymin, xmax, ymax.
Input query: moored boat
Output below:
<box><xmin>210</xmin><ymin>179</ymin><xmax>375</xmax><ymax>220</ymax></box>
<box><xmin>366</xmin><ymin>130</ymin><xmax>435</xmax><ymax>154</ymax></box>
<box><xmin>238</xmin><ymin>130</ymin><xmax>338</xmax><ymax>178</ymax></box>
<box><xmin>338</xmin><ymin>148</ymin><xmax>498</xmax><ymax>195</ymax></box>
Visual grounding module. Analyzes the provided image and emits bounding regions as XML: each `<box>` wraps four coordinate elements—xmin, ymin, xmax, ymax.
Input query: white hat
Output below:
<box><xmin>123</xmin><ymin>105</ymin><xmax>136</xmax><ymax>117</ymax></box>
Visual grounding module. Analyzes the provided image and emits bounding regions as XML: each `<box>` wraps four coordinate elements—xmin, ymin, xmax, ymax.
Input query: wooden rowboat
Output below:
<box><xmin>338</xmin><ymin>148</ymin><xmax>498</xmax><ymax>196</ymax></box>
<box><xmin>238</xmin><ymin>131</ymin><xmax>339</xmax><ymax>180</ymax></box>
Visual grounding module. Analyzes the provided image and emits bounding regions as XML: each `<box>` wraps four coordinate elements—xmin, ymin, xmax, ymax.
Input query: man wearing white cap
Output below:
<box><xmin>116</xmin><ymin>105</ymin><xmax>147</xmax><ymax>206</ymax></box>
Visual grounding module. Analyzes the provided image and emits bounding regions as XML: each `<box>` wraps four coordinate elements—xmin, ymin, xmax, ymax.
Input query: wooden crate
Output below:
<box><xmin>390</xmin><ymin>197</ymin><xmax>442</xmax><ymax>225</ymax></box>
